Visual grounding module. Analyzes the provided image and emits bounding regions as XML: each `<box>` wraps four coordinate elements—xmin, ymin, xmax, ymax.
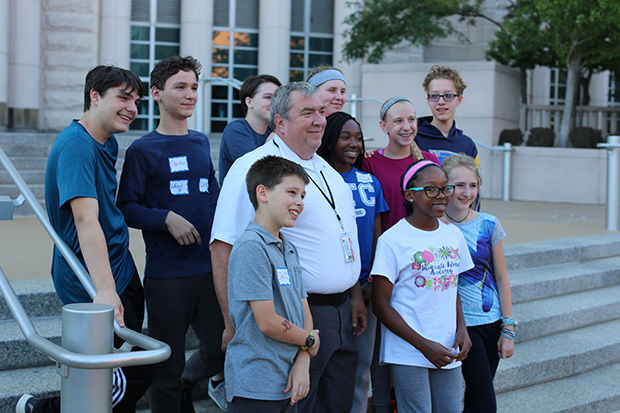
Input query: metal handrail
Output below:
<box><xmin>0</xmin><ymin>146</ymin><xmax>170</xmax><ymax>363</ymax></box>
<box><xmin>597</xmin><ymin>136</ymin><xmax>620</xmax><ymax>231</ymax></box>
<box><xmin>0</xmin><ymin>265</ymin><xmax>168</xmax><ymax>368</ymax></box>
<box><xmin>195</xmin><ymin>76</ymin><xmax>243</xmax><ymax>133</ymax></box>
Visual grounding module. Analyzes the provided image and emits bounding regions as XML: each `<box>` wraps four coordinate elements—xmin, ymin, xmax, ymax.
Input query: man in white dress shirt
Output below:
<box><xmin>210</xmin><ymin>81</ymin><xmax>367</xmax><ymax>412</ymax></box>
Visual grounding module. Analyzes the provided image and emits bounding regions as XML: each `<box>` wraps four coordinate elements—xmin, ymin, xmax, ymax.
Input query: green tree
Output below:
<box><xmin>342</xmin><ymin>0</ymin><xmax>496</xmax><ymax>64</ymax></box>
<box><xmin>487</xmin><ymin>0</ymin><xmax>620</xmax><ymax>146</ymax></box>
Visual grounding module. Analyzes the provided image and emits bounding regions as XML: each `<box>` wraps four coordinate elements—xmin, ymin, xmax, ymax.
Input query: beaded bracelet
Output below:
<box><xmin>501</xmin><ymin>316</ymin><xmax>518</xmax><ymax>328</ymax></box>
<box><xmin>500</xmin><ymin>327</ymin><xmax>516</xmax><ymax>340</ymax></box>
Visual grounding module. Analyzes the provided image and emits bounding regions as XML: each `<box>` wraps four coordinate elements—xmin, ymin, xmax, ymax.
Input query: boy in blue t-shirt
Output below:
<box><xmin>225</xmin><ymin>155</ymin><xmax>320</xmax><ymax>412</ymax></box>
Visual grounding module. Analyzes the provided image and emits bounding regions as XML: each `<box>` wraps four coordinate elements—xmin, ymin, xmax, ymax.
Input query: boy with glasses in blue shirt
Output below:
<box><xmin>415</xmin><ymin>65</ymin><xmax>479</xmax><ymax>167</ymax></box>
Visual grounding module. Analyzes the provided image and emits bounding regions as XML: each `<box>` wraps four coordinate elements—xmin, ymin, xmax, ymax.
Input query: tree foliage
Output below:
<box><xmin>487</xmin><ymin>0</ymin><xmax>620</xmax><ymax>145</ymax></box>
<box><xmin>342</xmin><ymin>0</ymin><xmax>490</xmax><ymax>64</ymax></box>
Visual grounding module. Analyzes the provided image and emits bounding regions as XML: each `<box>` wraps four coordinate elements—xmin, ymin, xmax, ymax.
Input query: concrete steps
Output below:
<box><xmin>493</xmin><ymin>234</ymin><xmax>620</xmax><ymax>412</ymax></box>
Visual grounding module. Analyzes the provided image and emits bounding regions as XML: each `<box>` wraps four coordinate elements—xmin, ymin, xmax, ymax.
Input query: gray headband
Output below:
<box><xmin>380</xmin><ymin>96</ymin><xmax>412</xmax><ymax>120</ymax></box>
<box><xmin>307</xmin><ymin>69</ymin><xmax>346</xmax><ymax>87</ymax></box>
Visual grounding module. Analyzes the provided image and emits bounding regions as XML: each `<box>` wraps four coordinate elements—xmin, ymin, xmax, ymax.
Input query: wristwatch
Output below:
<box><xmin>301</xmin><ymin>331</ymin><xmax>315</xmax><ymax>350</ymax></box>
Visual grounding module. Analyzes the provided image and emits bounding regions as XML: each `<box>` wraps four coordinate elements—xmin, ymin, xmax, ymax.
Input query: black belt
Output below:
<box><xmin>307</xmin><ymin>292</ymin><xmax>348</xmax><ymax>306</ymax></box>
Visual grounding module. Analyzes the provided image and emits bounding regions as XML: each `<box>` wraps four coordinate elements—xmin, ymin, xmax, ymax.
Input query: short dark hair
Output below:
<box><xmin>239</xmin><ymin>74</ymin><xmax>281</xmax><ymax>115</ymax></box>
<box><xmin>317</xmin><ymin>111</ymin><xmax>365</xmax><ymax>170</ymax></box>
<box><xmin>246</xmin><ymin>156</ymin><xmax>309</xmax><ymax>210</ymax></box>
<box><xmin>150</xmin><ymin>56</ymin><xmax>201</xmax><ymax>91</ymax></box>
<box><xmin>83</xmin><ymin>65</ymin><xmax>143</xmax><ymax>112</ymax></box>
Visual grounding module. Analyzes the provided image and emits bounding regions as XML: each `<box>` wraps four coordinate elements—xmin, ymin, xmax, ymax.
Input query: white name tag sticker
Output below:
<box><xmin>355</xmin><ymin>171</ymin><xmax>372</xmax><ymax>183</ymax></box>
<box><xmin>168</xmin><ymin>156</ymin><xmax>189</xmax><ymax>173</ymax></box>
<box><xmin>169</xmin><ymin>179</ymin><xmax>189</xmax><ymax>195</ymax></box>
<box><xmin>277</xmin><ymin>267</ymin><xmax>291</xmax><ymax>286</ymax></box>
<box><xmin>199</xmin><ymin>177</ymin><xmax>209</xmax><ymax>193</ymax></box>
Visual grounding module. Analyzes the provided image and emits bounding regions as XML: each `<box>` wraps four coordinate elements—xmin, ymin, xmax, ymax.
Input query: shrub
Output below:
<box><xmin>568</xmin><ymin>127</ymin><xmax>603</xmax><ymax>148</ymax></box>
<box><xmin>526</xmin><ymin>127</ymin><xmax>555</xmax><ymax>147</ymax></box>
<box><xmin>498</xmin><ymin>129</ymin><xmax>523</xmax><ymax>146</ymax></box>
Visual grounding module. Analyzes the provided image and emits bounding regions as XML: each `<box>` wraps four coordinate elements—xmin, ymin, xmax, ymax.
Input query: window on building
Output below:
<box><xmin>211</xmin><ymin>0</ymin><xmax>259</xmax><ymax>132</ymax></box>
<box><xmin>549</xmin><ymin>68</ymin><xmax>567</xmax><ymax>106</ymax></box>
<box><xmin>289</xmin><ymin>0</ymin><xmax>334</xmax><ymax>81</ymax></box>
<box><xmin>130</xmin><ymin>0</ymin><xmax>181</xmax><ymax>131</ymax></box>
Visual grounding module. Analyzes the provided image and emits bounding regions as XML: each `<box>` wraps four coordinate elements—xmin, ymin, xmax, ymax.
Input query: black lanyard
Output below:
<box><xmin>308</xmin><ymin>171</ymin><xmax>345</xmax><ymax>231</ymax></box>
<box><xmin>272</xmin><ymin>138</ymin><xmax>345</xmax><ymax>230</ymax></box>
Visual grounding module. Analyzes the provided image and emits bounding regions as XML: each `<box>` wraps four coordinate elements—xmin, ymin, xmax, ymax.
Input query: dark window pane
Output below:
<box><xmin>232</xmin><ymin>88</ymin><xmax>239</xmax><ymax>100</ymax></box>
<box><xmin>234</xmin><ymin>32</ymin><xmax>258</xmax><ymax>47</ymax></box>
<box><xmin>234</xmin><ymin>49</ymin><xmax>258</xmax><ymax>65</ymax></box>
<box><xmin>233</xmin><ymin>67</ymin><xmax>257</xmax><ymax>81</ymax></box>
<box><xmin>131</xmin><ymin>26</ymin><xmax>149</xmax><ymax>41</ymax></box>
<box><xmin>131</xmin><ymin>44</ymin><xmax>149</xmax><ymax>59</ymax></box>
<box><xmin>290</xmin><ymin>36</ymin><xmax>304</xmax><ymax>50</ymax></box>
<box><xmin>310</xmin><ymin>37</ymin><xmax>333</xmax><ymax>52</ymax></box>
<box><xmin>212</xmin><ymin>102</ymin><xmax>228</xmax><ymax>118</ymax></box>
<box><xmin>130</xmin><ymin>117</ymin><xmax>148</xmax><ymax>131</ymax></box>
<box><xmin>155</xmin><ymin>45</ymin><xmax>180</xmax><ymax>60</ymax></box>
<box><xmin>212</xmin><ymin>86</ymin><xmax>228</xmax><ymax>99</ymax></box>
<box><xmin>212</xmin><ymin>48</ymin><xmax>229</xmax><ymax>64</ymax></box>
<box><xmin>211</xmin><ymin>120</ymin><xmax>228</xmax><ymax>132</ymax></box>
<box><xmin>130</xmin><ymin>62</ymin><xmax>150</xmax><ymax>78</ymax></box>
<box><xmin>213</xmin><ymin>31</ymin><xmax>230</xmax><ymax>46</ymax></box>
<box><xmin>138</xmin><ymin>99</ymin><xmax>149</xmax><ymax>115</ymax></box>
<box><xmin>290</xmin><ymin>70</ymin><xmax>304</xmax><ymax>82</ymax></box>
<box><xmin>233</xmin><ymin>103</ymin><xmax>243</xmax><ymax>118</ymax></box>
<box><xmin>212</xmin><ymin>66</ymin><xmax>229</xmax><ymax>78</ymax></box>
<box><xmin>156</xmin><ymin>27</ymin><xmax>180</xmax><ymax>43</ymax></box>
<box><xmin>290</xmin><ymin>53</ymin><xmax>304</xmax><ymax>68</ymax></box>
<box><xmin>308</xmin><ymin>53</ymin><xmax>332</xmax><ymax>67</ymax></box>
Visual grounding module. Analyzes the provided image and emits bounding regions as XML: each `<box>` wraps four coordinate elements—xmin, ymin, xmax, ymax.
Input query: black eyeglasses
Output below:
<box><xmin>408</xmin><ymin>185</ymin><xmax>455</xmax><ymax>198</ymax></box>
<box><xmin>427</xmin><ymin>93</ymin><xmax>459</xmax><ymax>103</ymax></box>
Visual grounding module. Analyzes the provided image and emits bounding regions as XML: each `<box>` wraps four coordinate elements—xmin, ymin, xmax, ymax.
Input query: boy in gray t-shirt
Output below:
<box><xmin>225</xmin><ymin>156</ymin><xmax>321</xmax><ymax>412</ymax></box>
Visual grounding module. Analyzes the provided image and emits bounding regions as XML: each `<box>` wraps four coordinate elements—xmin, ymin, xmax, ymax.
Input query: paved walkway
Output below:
<box><xmin>0</xmin><ymin>199</ymin><xmax>610</xmax><ymax>281</ymax></box>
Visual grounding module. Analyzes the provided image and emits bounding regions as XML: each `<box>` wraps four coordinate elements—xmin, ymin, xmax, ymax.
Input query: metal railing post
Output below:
<box><xmin>502</xmin><ymin>142</ymin><xmax>512</xmax><ymax>201</ymax></box>
<box><xmin>350</xmin><ymin>93</ymin><xmax>357</xmax><ymax>118</ymax></box>
<box><xmin>604</xmin><ymin>135</ymin><xmax>620</xmax><ymax>231</ymax></box>
<box><xmin>61</xmin><ymin>303</ymin><xmax>114</xmax><ymax>413</ymax></box>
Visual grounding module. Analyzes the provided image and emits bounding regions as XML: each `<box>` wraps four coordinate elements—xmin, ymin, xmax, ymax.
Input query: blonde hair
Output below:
<box><xmin>442</xmin><ymin>154</ymin><xmax>481</xmax><ymax>186</ymax></box>
<box><xmin>422</xmin><ymin>65</ymin><xmax>467</xmax><ymax>95</ymax></box>
<box><xmin>380</xmin><ymin>97</ymin><xmax>425</xmax><ymax>161</ymax></box>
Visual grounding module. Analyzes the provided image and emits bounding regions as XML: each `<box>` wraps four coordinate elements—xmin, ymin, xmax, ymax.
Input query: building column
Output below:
<box><xmin>180</xmin><ymin>0</ymin><xmax>213</xmax><ymax>133</ymax></box>
<box><xmin>99</xmin><ymin>0</ymin><xmax>131</xmax><ymax>68</ymax></box>
<box><xmin>258</xmin><ymin>0</ymin><xmax>291</xmax><ymax>82</ymax></box>
<box><xmin>333</xmin><ymin>0</ymin><xmax>362</xmax><ymax>113</ymax></box>
<box><xmin>8</xmin><ymin>0</ymin><xmax>40</xmax><ymax>130</ymax></box>
<box><xmin>0</xmin><ymin>0</ymin><xmax>9</xmax><ymax>128</ymax></box>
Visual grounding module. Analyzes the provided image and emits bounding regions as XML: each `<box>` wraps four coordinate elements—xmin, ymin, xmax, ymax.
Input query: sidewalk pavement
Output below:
<box><xmin>0</xmin><ymin>199</ymin><xmax>610</xmax><ymax>281</ymax></box>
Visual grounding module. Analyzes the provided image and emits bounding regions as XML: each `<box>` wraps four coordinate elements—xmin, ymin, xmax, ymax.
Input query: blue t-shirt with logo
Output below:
<box><xmin>45</xmin><ymin>121</ymin><xmax>135</xmax><ymax>304</ymax></box>
<box><xmin>339</xmin><ymin>168</ymin><xmax>389</xmax><ymax>285</ymax></box>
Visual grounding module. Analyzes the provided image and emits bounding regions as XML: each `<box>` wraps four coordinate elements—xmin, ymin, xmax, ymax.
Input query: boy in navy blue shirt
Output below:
<box><xmin>226</xmin><ymin>155</ymin><xmax>319</xmax><ymax>412</ymax></box>
<box><xmin>117</xmin><ymin>56</ymin><xmax>224</xmax><ymax>413</ymax></box>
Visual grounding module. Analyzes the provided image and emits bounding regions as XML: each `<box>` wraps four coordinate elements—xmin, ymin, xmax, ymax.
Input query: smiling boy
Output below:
<box><xmin>415</xmin><ymin>65</ymin><xmax>479</xmax><ymax>166</ymax></box>
<box><xmin>18</xmin><ymin>66</ymin><xmax>149</xmax><ymax>413</ymax></box>
<box><xmin>117</xmin><ymin>56</ymin><xmax>224</xmax><ymax>413</ymax></box>
<box><xmin>225</xmin><ymin>155</ymin><xmax>319</xmax><ymax>412</ymax></box>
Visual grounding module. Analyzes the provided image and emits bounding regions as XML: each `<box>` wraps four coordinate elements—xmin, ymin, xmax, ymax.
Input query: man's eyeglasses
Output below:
<box><xmin>408</xmin><ymin>185</ymin><xmax>455</xmax><ymax>198</ymax></box>
<box><xmin>427</xmin><ymin>93</ymin><xmax>459</xmax><ymax>103</ymax></box>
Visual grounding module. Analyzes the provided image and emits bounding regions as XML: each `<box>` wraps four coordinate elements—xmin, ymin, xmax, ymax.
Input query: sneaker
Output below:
<box><xmin>15</xmin><ymin>394</ymin><xmax>36</xmax><ymax>413</ymax></box>
<box><xmin>208</xmin><ymin>378</ymin><xmax>228</xmax><ymax>411</ymax></box>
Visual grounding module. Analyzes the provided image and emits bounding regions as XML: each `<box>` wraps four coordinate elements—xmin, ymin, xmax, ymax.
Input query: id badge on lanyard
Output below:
<box><xmin>341</xmin><ymin>232</ymin><xmax>355</xmax><ymax>263</ymax></box>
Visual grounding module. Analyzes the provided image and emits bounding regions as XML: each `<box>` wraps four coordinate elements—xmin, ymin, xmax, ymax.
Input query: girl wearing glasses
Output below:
<box><xmin>443</xmin><ymin>154</ymin><xmax>515</xmax><ymax>413</ymax></box>
<box><xmin>371</xmin><ymin>159</ymin><xmax>474</xmax><ymax>413</ymax></box>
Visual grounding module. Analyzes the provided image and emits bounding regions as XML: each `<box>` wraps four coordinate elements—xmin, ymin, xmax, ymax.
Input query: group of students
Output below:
<box><xmin>16</xmin><ymin>54</ymin><xmax>516</xmax><ymax>413</ymax></box>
